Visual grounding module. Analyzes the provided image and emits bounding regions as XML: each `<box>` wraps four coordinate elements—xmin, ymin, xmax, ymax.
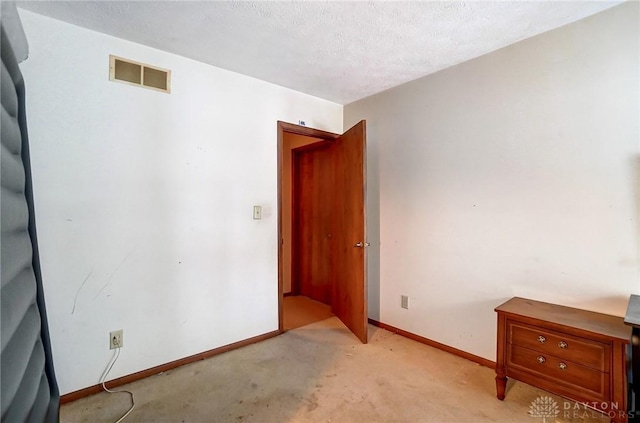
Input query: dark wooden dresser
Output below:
<box><xmin>496</xmin><ymin>297</ymin><xmax>630</xmax><ymax>423</ymax></box>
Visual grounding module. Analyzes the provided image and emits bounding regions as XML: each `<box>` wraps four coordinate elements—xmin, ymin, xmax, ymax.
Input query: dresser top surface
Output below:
<box><xmin>496</xmin><ymin>297</ymin><xmax>630</xmax><ymax>341</ymax></box>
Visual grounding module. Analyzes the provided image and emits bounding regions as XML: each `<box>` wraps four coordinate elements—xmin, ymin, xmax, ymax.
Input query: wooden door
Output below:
<box><xmin>331</xmin><ymin>121</ymin><xmax>367</xmax><ymax>343</ymax></box>
<box><xmin>279</xmin><ymin>120</ymin><xmax>367</xmax><ymax>343</ymax></box>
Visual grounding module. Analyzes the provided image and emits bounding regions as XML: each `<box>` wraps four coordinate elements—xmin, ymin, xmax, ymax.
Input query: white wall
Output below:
<box><xmin>346</xmin><ymin>2</ymin><xmax>639</xmax><ymax>361</ymax></box>
<box><xmin>18</xmin><ymin>10</ymin><xmax>342</xmax><ymax>394</ymax></box>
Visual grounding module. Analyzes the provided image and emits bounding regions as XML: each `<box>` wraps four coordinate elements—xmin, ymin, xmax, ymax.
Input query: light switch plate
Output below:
<box><xmin>253</xmin><ymin>205</ymin><xmax>262</xmax><ymax>220</ymax></box>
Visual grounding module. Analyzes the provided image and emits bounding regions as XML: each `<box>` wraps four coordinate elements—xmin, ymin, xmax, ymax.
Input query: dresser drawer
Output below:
<box><xmin>508</xmin><ymin>322</ymin><xmax>608</xmax><ymax>371</ymax></box>
<box><xmin>507</xmin><ymin>344</ymin><xmax>608</xmax><ymax>399</ymax></box>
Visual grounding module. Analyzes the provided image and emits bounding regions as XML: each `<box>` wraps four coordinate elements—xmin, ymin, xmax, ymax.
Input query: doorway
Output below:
<box><xmin>277</xmin><ymin>121</ymin><xmax>368</xmax><ymax>342</ymax></box>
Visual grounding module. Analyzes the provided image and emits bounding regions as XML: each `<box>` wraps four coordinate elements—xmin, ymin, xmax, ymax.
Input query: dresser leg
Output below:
<box><xmin>496</xmin><ymin>375</ymin><xmax>507</xmax><ymax>400</ymax></box>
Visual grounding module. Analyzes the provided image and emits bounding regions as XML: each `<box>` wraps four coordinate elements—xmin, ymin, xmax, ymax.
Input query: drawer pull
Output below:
<box><xmin>558</xmin><ymin>341</ymin><xmax>568</xmax><ymax>349</ymax></box>
<box><xmin>537</xmin><ymin>335</ymin><xmax>546</xmax><ymax>343</ymax></box>
<box><xmin>558</xmin><ymin>362</ymin><xmax>567</xmax><ymax>370</ymax></box>
<box><xmin>537</xmin><ymin>355</ymin><xmax>546</xmax><ymax>364</ymax></box>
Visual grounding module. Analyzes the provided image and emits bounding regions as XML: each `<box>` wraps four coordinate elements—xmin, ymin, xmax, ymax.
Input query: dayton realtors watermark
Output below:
<box><xmin>529</xmin><ymin>396</ymin><xmax>635</xmax><ymax>421</ymax></box>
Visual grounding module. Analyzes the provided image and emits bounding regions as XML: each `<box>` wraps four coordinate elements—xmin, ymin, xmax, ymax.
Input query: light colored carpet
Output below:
<box><xmin>61</xmin><ymin>317</ymin><xmax>610</xmax><ymax>422</ymax></box>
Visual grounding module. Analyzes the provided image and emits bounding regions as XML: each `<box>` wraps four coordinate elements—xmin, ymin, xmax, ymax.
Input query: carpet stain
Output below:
<box><xmin>306</xmin><ymin>393</ymin><xmax>319</xmax><ymax>412</ymax></box>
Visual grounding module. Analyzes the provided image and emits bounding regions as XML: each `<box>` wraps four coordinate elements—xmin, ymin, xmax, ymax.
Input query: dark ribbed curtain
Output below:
<box><xmin>1</xmin><ymin>21</ymin><xmax>60</xmax><ymax>423</ymax></box>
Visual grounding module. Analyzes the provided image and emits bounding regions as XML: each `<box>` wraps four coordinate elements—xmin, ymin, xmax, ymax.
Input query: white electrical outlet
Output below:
<box><xmin>109</xmin><ymin>329</ymin><xmax>123</xmax><ymax>349</ymax></box>
<box><xmin>401</xmin><ymin>295</ymin><xmax>409</xmax><ymax>309</ymax></box>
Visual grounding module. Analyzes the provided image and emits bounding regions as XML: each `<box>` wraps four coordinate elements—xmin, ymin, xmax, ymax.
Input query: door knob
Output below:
<box><xmin>354</xmin><ymin>242</ymin><xmax>371</xmax><ymax>248</ymax></box>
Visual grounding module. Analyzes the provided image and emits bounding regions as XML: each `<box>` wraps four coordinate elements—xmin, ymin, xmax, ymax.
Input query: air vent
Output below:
<box><xmin>109</xmin><ymin>55</ymin><xmax>171</xmax><ymax>93</ymax></box>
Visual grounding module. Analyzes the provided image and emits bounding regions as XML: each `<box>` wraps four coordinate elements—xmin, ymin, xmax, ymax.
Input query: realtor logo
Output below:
<box><xmin>529</xmin><ymin>396</ymin><xmax>560</xmax><ymax>422</ymax></box>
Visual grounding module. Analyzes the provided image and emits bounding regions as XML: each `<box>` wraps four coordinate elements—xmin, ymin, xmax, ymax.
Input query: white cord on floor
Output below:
<box><xmin>99</xmin><ymin>344</ymin><xmax>135</xmax><ymax>423</ymax></box>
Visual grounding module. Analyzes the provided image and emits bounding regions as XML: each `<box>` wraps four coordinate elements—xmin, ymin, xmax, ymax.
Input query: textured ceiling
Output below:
<box><xmin>17</xmin><ymin>1</ymin><xmax>621</xmax><ymax>104</ymax></box>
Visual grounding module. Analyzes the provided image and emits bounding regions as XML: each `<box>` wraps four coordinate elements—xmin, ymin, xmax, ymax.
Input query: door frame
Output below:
<box><xmin>277</xmin><ymin>121</ymin><xmax>339</xmax><ymax>333</ymax></box>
